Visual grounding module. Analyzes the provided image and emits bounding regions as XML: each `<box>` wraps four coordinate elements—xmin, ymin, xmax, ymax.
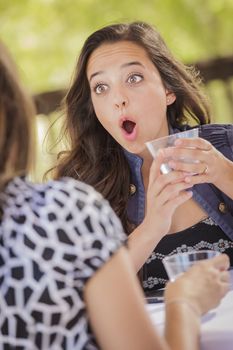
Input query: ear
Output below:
<box><xmin>165</xmin><ymin>91</ymin><xmax>176</xmax><ymax>106</ymax></box>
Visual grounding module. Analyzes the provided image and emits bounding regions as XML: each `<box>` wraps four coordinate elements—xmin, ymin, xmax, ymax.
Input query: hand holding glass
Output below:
<box><xmin>163</xmin><ymin>250</ymin><xmax>220</xmax><ymax>281</ymax></box>
<box><xmin>145</xmin><ymin>129</ymin><xmax>199</xmax><ymax>174</ymax></box>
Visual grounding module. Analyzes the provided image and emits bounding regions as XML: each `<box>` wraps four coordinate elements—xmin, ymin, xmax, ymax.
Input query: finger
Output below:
<box><xmin>208</xmin><ymin>254</ymin><xmax>230</xmax><ymax>271</ymax></box>
<box><xmin>182</xmin><ymin>173</ymin><xmax>210</xmax><ymax>186</ymax></box>
<box><xmin>220</xmin><ymin>282</ymin><xmax>231</xmax><ymax>298</ymax></box>
<box><xmin>164</xmin><ymin>147</ymin><xmax>209</xmax><ymax>163</ymax></box>
<box><xmin>163</xmin><ymin>190</ymin><xmax>193</xmax><ymax>214</ymax></box>
<box><xmin>219</xmin><ymin>270</ymin><xmax>231</xmax><ymax>284</ymax></box>
<box><xmin>150</xmin><ymin>171</ymin><xmax>192</xmax><ymax>200</ymax></box>
<box><xmin>168</xmin><ymin>160</ymin><xmax>209</xmax><ymax>176</ymax></box>
<box><xmin>149</xmin><ymin>159</ymin><xmax>188</xmax><ymax>192</ymax></box>
<box><xmin>157</xmin><ymin>182</ymin><xmax>193</xmax><ymax>204</ymax></box>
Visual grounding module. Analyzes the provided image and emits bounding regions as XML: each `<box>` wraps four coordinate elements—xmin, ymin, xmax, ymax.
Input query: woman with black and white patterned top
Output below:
<box><xmin>0</xmin><ymin>39</ymin><xmax>230</xmax><ymax>350</ymax></box>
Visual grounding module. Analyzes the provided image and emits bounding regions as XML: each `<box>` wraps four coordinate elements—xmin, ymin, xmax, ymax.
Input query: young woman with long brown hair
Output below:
<box><xmin>53</xmin><ymin>21</ymin><xmax>233</xmax><ymax>292</ymax></box>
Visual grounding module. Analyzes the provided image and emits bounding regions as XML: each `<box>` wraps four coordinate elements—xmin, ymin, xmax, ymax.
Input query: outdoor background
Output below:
<box><xmin>1</xmin><ymin>0</ymin><xmax>233</xmax><ymax>180</ymax></box>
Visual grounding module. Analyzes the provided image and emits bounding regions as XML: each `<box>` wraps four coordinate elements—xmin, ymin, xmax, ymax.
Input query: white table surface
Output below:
<box><xmin>146</xmin><ymin>270</ymin><xmax>233</xmax><ymax>350</ymax></box>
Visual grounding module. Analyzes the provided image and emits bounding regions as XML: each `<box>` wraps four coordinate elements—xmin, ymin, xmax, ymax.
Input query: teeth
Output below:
<box><xmin>122</xmin><ymin>120</ymin><xmax>136</xmax><ymax>134</ymax></box>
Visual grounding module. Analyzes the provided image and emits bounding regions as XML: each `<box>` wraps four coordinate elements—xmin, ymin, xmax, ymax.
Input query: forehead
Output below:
<box><xmin>87</xmin><ymin>41</ymin><xmax>152</xmax><ymax>76</ymax></box>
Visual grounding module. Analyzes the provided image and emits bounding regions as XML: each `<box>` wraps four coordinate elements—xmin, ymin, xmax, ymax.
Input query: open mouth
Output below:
<box><xmin>122</xmin><ymin>120</ymin><xmax>136</xmax><ymax>134</ymax></box>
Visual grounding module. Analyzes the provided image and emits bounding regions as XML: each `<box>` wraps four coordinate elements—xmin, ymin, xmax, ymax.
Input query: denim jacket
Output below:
<box><xmin>124</xmin><ymin>124</ymin><xmax>233</xmax><ymax>240</ymax></box>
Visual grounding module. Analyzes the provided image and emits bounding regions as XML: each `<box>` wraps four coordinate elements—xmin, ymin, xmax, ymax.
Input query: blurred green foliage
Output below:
<box><xmin>1</xmin><ymin>0</ymin><xmax>233</xmax><ymax>92</ymax></box>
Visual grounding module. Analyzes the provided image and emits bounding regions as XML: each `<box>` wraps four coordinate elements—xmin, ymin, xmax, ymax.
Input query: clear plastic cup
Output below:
<box><xmin>145</xmin><ymin>128</ymin><xmax>199</xmax><ymax>174</ymax></box>
<box><xmin>162</xmin><ymin>250</ymin><xmax>220</xmax><ymax>281</ymax></box>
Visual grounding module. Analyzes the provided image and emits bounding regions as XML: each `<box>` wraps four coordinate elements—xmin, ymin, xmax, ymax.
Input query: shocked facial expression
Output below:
<box><xmin>87</xmin><ymin>41</ymin><xmax>176</xmax><ymax>158</ymax></box>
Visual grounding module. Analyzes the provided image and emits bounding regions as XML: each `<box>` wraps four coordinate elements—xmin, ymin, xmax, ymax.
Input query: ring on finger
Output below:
<box><xmin>201</xmin><ymin>165</ymin><xmax>209</xmax><ymax>175</ymax></box>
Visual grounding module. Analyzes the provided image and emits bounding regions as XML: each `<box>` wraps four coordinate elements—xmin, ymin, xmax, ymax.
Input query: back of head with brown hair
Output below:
<box><xmin>0</xmin><ymin>40</ymin><xmax>35</xmax><ymax>191</ymax></box>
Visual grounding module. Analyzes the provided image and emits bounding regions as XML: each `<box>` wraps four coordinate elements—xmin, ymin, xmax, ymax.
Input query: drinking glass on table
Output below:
<box><xmin>145</xmin><ymin>128</ymin><xmax>199</xmax><ymax>174</ymax></box>
<box><xmin>162</xmin><ymin>250</ymin><xmax>220</xmax><ymax>281</ymax></box>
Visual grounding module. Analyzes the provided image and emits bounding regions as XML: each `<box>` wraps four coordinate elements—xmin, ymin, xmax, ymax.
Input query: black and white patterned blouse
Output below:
<box><xmin>0</xmin><ymin>177</ymin><xmax>126</xmax><ymax>349</ymax></box>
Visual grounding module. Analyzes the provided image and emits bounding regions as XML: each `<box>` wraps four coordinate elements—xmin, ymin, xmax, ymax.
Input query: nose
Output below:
<box><xmin>115</xmin><ymin>100</ymin><xmax>127</xmax><ymax>108</ymax></box>
<box><xmin>113</xmin><ymin>89</ymin><xmax>129</xmax><ymax>109</ymax></box>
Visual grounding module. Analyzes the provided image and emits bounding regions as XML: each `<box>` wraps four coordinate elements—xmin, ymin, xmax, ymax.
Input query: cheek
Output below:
<box><xmin>139</xmin><ymin>85</ymin><xmax>167</xmax><ymax>109</ymax></box>
<box><xmin>92</xmin><ymin>100</ymin><xmax>112</xmax><ymax>130</ymax></box>
<box><xmin>141</xmin><ymin>93</ymin><xmax>167</xmax><ymax>117</ymax></box>
<box><xmin>92</xmin><ymin>98</ymin><xmax>105</xmax><ymax>122</ymax></box>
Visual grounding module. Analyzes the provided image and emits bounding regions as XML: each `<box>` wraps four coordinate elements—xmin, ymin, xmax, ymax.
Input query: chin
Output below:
<box><xmin>124</xmin><ymin>144</ymin><xmax>146</xmax><ymax>157</ymax></box>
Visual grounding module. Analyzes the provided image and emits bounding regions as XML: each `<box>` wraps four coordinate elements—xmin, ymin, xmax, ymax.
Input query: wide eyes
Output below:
<box><xmin>127</xmin><ymin>73</ymin><xmax>143</xmax><ymax>84</ymax></box>
<box><xmin>92</xmin><ymin>73</ymin><xmax>143</xmax><ymax>95</ymax></box>
<box><xmin>94</xmin><ymin>84</ymin><xmax>108</xmax><ymax>95</ymax></box>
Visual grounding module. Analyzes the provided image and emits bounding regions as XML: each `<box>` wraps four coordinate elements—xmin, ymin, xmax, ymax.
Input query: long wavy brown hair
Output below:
<box><xmin>0</xmin><ymin>40</ymin><xmax>35</xmax><ymax>193</ymax></box>
<box><xmin>53</xmin><ymin>21</ymin><xmax>211</xmax><ymax>233</ymax></box>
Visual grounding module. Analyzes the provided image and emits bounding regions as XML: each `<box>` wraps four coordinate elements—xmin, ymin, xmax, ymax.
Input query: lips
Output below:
<box><xmin>122</xmin><ymin>120</ymin><xmax>136</xmax><ymax>134</ymax></box>
<box><xmin>120</xmin><ymin>116</ymin><xmax>137</xmax><ymax>141</ymax></box>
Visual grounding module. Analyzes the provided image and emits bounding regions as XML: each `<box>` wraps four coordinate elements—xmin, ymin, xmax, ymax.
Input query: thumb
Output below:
<box><xmin>209</xmin><ymin>254</ymin><xmax>230</xmax><ymax>271</ymax></box>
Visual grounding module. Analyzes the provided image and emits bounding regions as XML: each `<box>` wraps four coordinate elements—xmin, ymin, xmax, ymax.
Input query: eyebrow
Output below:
<box><xmin>89</xmin><ymin>61</ymin><xmax>145</xmax><ymax>82</ymax></box>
